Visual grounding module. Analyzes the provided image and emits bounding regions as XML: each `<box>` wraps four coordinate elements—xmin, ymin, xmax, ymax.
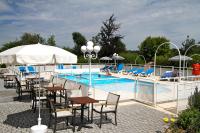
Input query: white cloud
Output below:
<box><xmin>0</xmin><ymin>0</ymin><xmax>200</xmax><ymax>50</ymax></box>
<box><xmin>0</xmin><ymin>0</ymin><xmax>12</xmax><ymax>12</ymax></box>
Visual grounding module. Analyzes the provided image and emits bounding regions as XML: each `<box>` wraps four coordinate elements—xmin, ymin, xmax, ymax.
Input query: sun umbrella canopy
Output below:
<box><xmin>168</xmin><ymin>55</ymin><xmax>192</xmax><ymax>61</ymax></box>
<box><xmin>100</xmin><ymin>56</ymin><xmax>112</xmax><ymax>61</ymax></box>
<box><xmin>0</xmin><ymin>43</ymin><xmax>77</xmax><ymax>65</ymax></box>
<box><xmin>112</xmin><ymin>55</ymin><xmax>125</xmax><ymax>60</ymax></box>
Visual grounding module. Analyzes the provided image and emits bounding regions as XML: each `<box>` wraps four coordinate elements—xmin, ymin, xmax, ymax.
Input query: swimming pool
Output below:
<box><xmin>59</xmin><ymin>73</ymin><xmax>172</xmax><ymax>102</ymax></box>
<box><xmin>59</xmin><ymin>73</ymin><xmax>134</xmax><ymax>86</ymax></box>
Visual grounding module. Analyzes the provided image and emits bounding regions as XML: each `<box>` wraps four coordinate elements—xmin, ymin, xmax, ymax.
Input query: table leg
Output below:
<box><xmin>91</xmin><ymin>103</ymin><xmax>93</xmax><ymax>123</ymax></box>
<box><xmin>81</xmin><ymin>104</ymin><xmax>85</xmax><ymax>123</ymax></box>
<box><xmin>54</xmin><ymin>92</ymin><xmax>56</xmax><ymax>103</ymax></box>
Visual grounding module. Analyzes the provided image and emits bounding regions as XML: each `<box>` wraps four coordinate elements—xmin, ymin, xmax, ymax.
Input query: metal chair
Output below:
<box><xmin>48</xmin><ymin>99</ymin><xmax>75</xmax><ymax>133</ymax></box>
<box><xmin>15</xmin><ymin>77</ymin><xmax>32</xmax><ymax>100</ymax></box>
<box><xmin>92</xmin><ymin>92</ymin><xmax>120</xmax><ymax>128</ymax></box>
<box><xmin>32</xmin><ymin>88</ymin><xmax>48</xmax><ymax>113</ymax></box>
<box><xmin>66</xmin><ymin>85</ymin><xmax>90</xmax><ymax>121</ymax></box>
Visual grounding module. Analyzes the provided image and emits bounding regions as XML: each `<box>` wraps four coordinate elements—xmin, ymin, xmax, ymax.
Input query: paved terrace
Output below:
<box><xmin>0</xmin><ymin>79</ymin><xmax>168</xmax><ymax>133</ymax></box>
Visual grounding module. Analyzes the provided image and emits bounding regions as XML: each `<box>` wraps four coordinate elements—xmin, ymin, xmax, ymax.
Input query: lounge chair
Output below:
<box><xmin>116</xmin><ymin>63</ymin><xmax>124</xmax><ymax>73</ymax></box>
<box><xmin>133</xmin><ymin>68</ymin><xmax>144</xmax><ymax>76</ymax></box>
<box><xmin>141</xmin><ymin>68</ymin><xmax>154</xmax><ymax>77</ymax></box>
<box><xmin>124</xmin><ymin>67</ymin><xmax>138</xmax><ymax>75</ymax></box>
<box><xmin>107</xmin><ymin>65</ymin><xmax>114</xmax><ymax>71</ymax></box>
<box><xmin>100</xmin><ymin>65</ymin><xmax>109</xmax><ymax>72</ymax></box>
<box><xmin>56</xmin><ymin>64</ymin><xmax>64</xmax><ymax>69</ymax></box>
<box><xmin>160</xmin><ymin>71</ymin><xmax>180</xmax><ymax>81</ymax></box>
<box><xmin>161</xmin><ymin>71</ymin><xmax>173</xmax><ymax>78</ymax></box>
<box><xmin>27</xmin><ymin>66</ymin><xmax>37</xmax><ymax>74</ymax></box>
<box><xmin>18</xmin><ymin>66</ymin><xmax>26</xmax><ymax>73</ymax></box>
<box><xmin>71</xmin><ymin>65</ymin><xmax>77</xmax><ymax>69</ymax></box>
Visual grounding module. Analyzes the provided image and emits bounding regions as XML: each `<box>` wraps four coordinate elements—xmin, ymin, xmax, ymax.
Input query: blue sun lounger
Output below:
<box><xmin>57</xmin><ymin>64</ymin><xmax>64</xmax><ymax>69</ymax></box>
<box><xmin>116</xmin><ymin>63</ymin><xmax>124</xmax><ymax>73</ymax></box>
<box><xmin>27</xmin><ymin>66</ymin><xmax>37</xmax><ymax>74</ymax></box>
<box><xmin>125</xmin><ymin>67</ymin><xmax>138</xmax><ymax>74</ymax></box>
<box><xmin>161</xmin><ymin>71</ymin><xmax>173</xmax><ymax>78</ymax></box>
<box><xmin>141</xmin><ymin>68</ymin><xmax>154</xmax><ymax>76</ymax></box>
<box><xmin>18</xmin><ymin>66</ymin><xmax>26</xmax><ymax>73</ymax></box>
<box><xmin>133</xmin><ymin>68</ymin><xmax>144</xmax><ymax>76</ymax></box>
<box><xmin>100</xmin><ymin>65</ymin><xmax>109</xmax><ymax>71</ymax></box>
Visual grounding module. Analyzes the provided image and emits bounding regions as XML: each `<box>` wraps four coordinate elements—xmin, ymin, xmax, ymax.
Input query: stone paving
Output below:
<box><xmin>0</xmin><ymin>100</ymin><xmax>167</xmax><ymax>133</ymax></box>
<box><xmin>0</xmin><ymin>78</ymin><xmax>168</xmax><ymax>133</ymax></box>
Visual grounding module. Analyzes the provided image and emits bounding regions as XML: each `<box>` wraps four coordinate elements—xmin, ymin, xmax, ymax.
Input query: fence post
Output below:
<box><xmin>176</xmin><ymin>83</ymin><xmax>179</xmax><ymax>114</ymax></box>
<box><xmin>153</xmin><ymin>79</ymin><xmax>157</xmax><ymax>106</ymax></box>
<box><xmin>134</xmin><ymin>76</ymin><xmax>137</xmax><ymax>99</ymax></box>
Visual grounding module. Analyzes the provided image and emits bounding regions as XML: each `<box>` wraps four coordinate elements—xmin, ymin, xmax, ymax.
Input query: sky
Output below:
<box><xmin>0</xmin><ymin>0</ymin><xmax>200</xmax><ymax>50</ymax></box>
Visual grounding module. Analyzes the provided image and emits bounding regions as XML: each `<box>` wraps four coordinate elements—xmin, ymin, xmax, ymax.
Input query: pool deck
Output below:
<box><xmin>0</xmin><ymin>78</ymin><xmax>171</xmax><ymax>133</ymax></box>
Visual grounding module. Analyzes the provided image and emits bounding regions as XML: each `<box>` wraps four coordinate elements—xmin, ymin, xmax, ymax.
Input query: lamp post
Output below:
<box><xmin>81</xmin><ymin>41</ymin><xmax>100</xmax><ymax>98</ymax></box>
<box><xmin>113</xmin><ymin>53</ymin><xmax>118</xmax><ymax>66</ymax></box>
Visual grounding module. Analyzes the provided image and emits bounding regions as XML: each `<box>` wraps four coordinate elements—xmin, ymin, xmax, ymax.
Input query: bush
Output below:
<box><xmin>188</xmin><ymin>87</ymin><xmax>200</xmax><ymax>110</ymax></box>
<box><xmin>189</xmin><ymin>113</ymin><xmax>200</xmax><ymax>133</ymax></box>
<box><xmin>176</xmin><ymin>108</ymin><xmax>200</xmax><ymax>131</ymax></box>
<box><xmin>0</xmin><ymin>64</ymin><xmax>6</xmax><ymax>68</ymax></box>
<box><xmin>168</xmin><ymin>87</ymin><xmax>200</xmax><ymax>132</ymax></box>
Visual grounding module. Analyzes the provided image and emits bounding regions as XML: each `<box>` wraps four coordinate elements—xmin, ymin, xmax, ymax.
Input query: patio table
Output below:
<box><xmin>45</xmin><ymin>86</ymin><xmax>65</xmax><ymax>104</ymax></box>
<box><xmin>69</xmin><ymin>96</ymin><xmax>98</xmax><ymax>130</ymax></box>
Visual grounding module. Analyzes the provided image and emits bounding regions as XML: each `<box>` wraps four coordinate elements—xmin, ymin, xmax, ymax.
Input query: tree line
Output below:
<box><xmin>0</xmin><ymin>14</ymin><xmax>200</xmax><ymax>66</ymax></box>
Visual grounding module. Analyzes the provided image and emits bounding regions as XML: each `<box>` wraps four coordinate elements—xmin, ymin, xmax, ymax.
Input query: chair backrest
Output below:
<box><xmin>57</xmin><ymin>64</ymin><xmax>64</xmax><ymax>69</ymax></box>
<box><xmin>19</xmin><ymin>66</ymin><xmax>26</xmax><ymax>72</ymax></box>
<box><xmin>145</xmin><ymin>68</ymin><xmax>154</xmax><ymax>75</ymax></box>
<box><xmin>72</xmin><ymin>65</ymin><xmax>77</xmax><ymax>69</ymax></box>
<box><xmin>106</xmin><ymin>92</ymin><xmax>120</xmax><ymax>111</ymax></box>
<box><xmin>27</xmin><ymin>66</ymin><xmax>35</xmax><ymax>73</ymax></box>
<box><xmin>134</xmin><ymin>68</ymin><xmax>144</xmax><ymax>74</ymax></box>
<box><xmin>127</xmin><ymin>67</ymin><xmax>137</xmax><ymax>73</ymax></box>
<box><xmin>15</xmin><ymin>77</ymin><xmax>21</xmax><ymax>93</ymax></box>
<box><xmin>117</xmin><ymin>64</ymin><xmax>124</xmax><ymax>71</ymax></box>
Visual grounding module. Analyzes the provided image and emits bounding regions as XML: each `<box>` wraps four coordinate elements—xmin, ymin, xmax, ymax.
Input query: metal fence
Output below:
<box><xmin>9</xmin><ymin>64</ymin><xmax>199</xmax><ymax>114</ymax></box>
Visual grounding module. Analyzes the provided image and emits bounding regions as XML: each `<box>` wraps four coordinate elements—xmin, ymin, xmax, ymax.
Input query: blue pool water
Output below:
<box><xmin>58</xmin><ymin>73</ymin><xmax>170</xmax><ymax>94</ymax></box>
<box><xmin>59</xmin><ymin>73</ymin><xmax>134</xmax><ymax>86</ymax></box>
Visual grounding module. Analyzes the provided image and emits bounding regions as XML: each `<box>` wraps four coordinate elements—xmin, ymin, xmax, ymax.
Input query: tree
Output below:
<box><xmin>72</xmin><ymin>32</ymin><xmax>87</xmax><ymax>56</ymax></box>
<box><xmin>63</xmin><ymin>46</ymin><xmax>74</xmax><ymax>53</ymax></box>
<box><xmin>138</xmin><ymin>36</ymin><xmax>170</xmax><ymax>62</ymax></box>
<box><xmin>181</xmin><ymin>35</ymin><xmax>195</xmax><ymax>54</ymax></box>
<box><xmin>20</xmin><ymin>32</ymin><xmax>45</xmax><ymax>45</ymax></box>
<box><xmin>0</xmin><ymin>33</ymin><xmax>46</xmax><ymax>52</ymax></box>
<box><xmin>92</xmin><ymin>14</ymin><xmax>126</xmax><ymax>57</ymax></box>
<box><xmin>47</xmin><ymin>35</ymin><xmax>56</xmax><ymax>46</ymax></box>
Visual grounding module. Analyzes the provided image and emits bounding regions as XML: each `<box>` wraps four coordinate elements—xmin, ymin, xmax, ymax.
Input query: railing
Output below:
<box><xmin>8</xmin><ymin>64</ymin><xmax>200</xmax><ymax>114</ymax></box>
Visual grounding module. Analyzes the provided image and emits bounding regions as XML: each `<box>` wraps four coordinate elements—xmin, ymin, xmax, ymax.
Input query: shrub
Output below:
<box><xmin>176</xmin><ymin>108</ymin><xmax>200</xmax><ymax>130</ymax></box>
<box><xmin>189</xmin><ymin>113</ymin><xmax>200</xmax><ymax>133</ymax></box>
<box><xmin>188</xmin><ymin>87</ymin><xmax>200</xmax><ymax>110</ymax></box>
<box><xmin>0</xmin><ymin>64</ymin><xmax>6</xmax><ymax>68</ymax></box>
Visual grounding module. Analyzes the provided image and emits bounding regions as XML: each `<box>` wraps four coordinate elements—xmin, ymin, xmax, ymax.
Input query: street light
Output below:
<box><xmin>81</xmin><ymin>41</ymin><xmax>101</xmax><ymax>98</ymax></box>
<box><xmin>113</xmin><ymin>53</ymin><xmax>118</xmax><ymax>66</ymax></box>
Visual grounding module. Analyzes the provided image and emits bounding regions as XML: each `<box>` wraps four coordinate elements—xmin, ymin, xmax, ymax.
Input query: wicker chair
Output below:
<box><xmin>91</xmin><ymin>92</ymin><xmax>120</xmax><ymax>128</ymax></box>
